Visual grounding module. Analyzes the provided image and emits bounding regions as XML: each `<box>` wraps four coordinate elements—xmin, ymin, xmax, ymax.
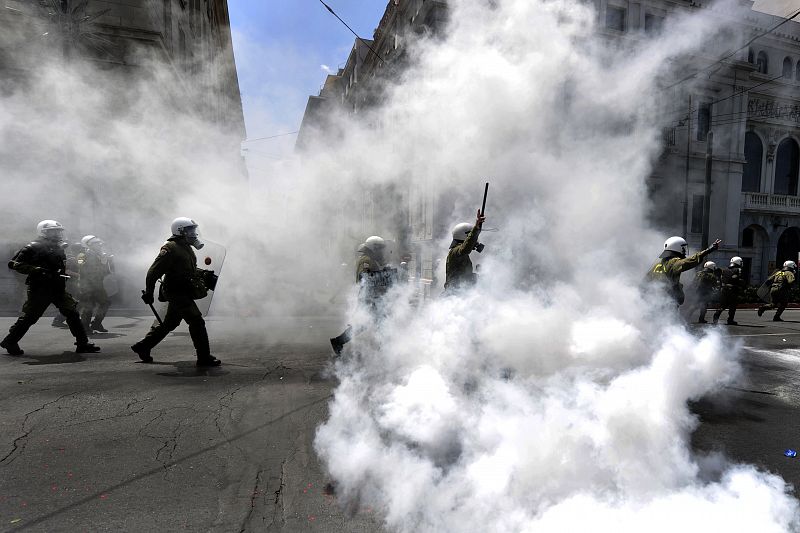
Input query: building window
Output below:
<box><xmin>756</xmin><ymin>51</ymin><xmax>768</xmax><ymax>74</ymax></box>
<box><xmin>742</xmin><ymin>132</ymin><xmax>763</xmax><ymax>192</ymax></box>
<box><xmin>697</xmin><ymin>104</ymin><xmax>711</xmax><ymax>141</ymax></box>
<box><xmin>606</xmin><ymin>6</ymin><xmax>626</xmax><ymax>32</ymax></box>
<box><xmin>775</xmin><ymin>138</ymin><xmax>800</xmax><ymax>196</ymax></box>
<box><xmin>748</xmin><ymin>48</ymin><xmax>754</xmax><ymax>64</ymax></box>
<box><xmin>742</xmin><ymin>227</ymin><xmax>755</xmax><ymax>248</ymax></box>
<box><xmin>783</xmin><ymin>57</ymin><xmax>793</xmax><ymax>79</ymax></box>
<box><xmin>644</xmin><ymin>14</ymin><xmax>663</xmax><ymax>34</ymax></box>
<box><xmin>691</xmin><ymin>194</ymin><xmax>704</xmax><ymax>234</ymax></box>
<box><xmin>796</xmin><ymin>62</ymin><xmax>800</xmax><ymax>81</ymax></box>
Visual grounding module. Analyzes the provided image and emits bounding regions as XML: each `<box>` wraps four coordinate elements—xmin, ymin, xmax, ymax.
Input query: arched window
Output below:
<box><xmin>783</xmin><ymin>57</ymin><xmax>793</xmax><ymax>79</ymax></box>
<box><xmin>757</xmin><ymin>51</ymin><xmax>769</xmax><ymax>74</ymax></box>
<box><xmin>742</xmin><ymin>132</ymin><xmax>763</xmax><ymax>192</ymax></box>
<box><xmin>774</xmin><ymin>138</ymin><xmax>800</xmax><ymax>196</ymax></box>
<box><xmin>742</xmin><ymin>227</ymin><xmax>755</xmax><ymax>247</ymax></box>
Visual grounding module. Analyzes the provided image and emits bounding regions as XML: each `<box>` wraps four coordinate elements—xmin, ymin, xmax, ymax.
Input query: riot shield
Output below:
<box><xmin>756</xmin><ymin>279</ymin><xmax>772</xmax><ymax>303</ymax></box>
<box><xmin>195</xmin><ymin>239</ymin><xmax>226</xmax><ymax>316</ymax></box>
<box><xmin>103</xmin><ymin>274</ymin><xmax>120</xmax><ymax>297</ymax></box>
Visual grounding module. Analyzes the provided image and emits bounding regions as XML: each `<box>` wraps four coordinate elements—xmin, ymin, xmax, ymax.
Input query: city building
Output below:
<box><xmin>299</xmin><ymin>0</ymin><xmax>800</xmax><ymax>290</ymax></box>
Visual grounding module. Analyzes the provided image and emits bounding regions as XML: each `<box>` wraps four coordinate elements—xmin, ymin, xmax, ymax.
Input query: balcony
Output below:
<box><xmin>741</xmin><ymin>192</ymin><xmax>800</xmax><ymax>214</ymax></box>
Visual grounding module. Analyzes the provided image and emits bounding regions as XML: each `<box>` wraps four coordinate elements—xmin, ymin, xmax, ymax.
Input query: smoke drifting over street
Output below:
<box><xmin>307</xmin><ymin>0</ymin><xmax>800</xmax><ymax>531</ymax></box>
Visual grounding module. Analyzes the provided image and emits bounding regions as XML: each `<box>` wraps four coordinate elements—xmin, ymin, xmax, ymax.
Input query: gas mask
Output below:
<box><xmin>182</xmin><ymin>226</ymin><xmax>204</xmax><ymax>250</ymax></box>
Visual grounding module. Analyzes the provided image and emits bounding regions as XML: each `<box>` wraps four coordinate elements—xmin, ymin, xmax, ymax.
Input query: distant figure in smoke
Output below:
<box><xmin>51</xmin><ymin>242</ymin><xmax>81</xmax><ymax>329</ymax></box>
<box><xmin>444</xmin><ymin>210</ymin><xmax>486</xmax><ymax>293</ymax></box>
<box><xmin>647</xmin><ymin>236</ymin><xmax>721</xmax><ymax>306</ymax></box>
<box><xmin>77</xmin><ymin>235</ymin><xmax>113</xmax><ymax>334</ymax></box>
<box><xmin>330</xmin><ymin>236</ymin><xmax>396</xmax><ymax>355</ymax></box>
<box><xmin>694</xmin><ymin>261</ymin><xmax>718</xmax><ymax>323</ymax></box>
<box><xmin>712</xmin><ymin>256</ymin><xmax>746</xmax><ymax>325</ymax></box>
<box><xmin>758</xmin><ymin>260</ymin><xmax>797</xmax><ymax>321</ymax></box>
<box><xmin>131</xmin><ymin>218</ymin><xmax>221</xmax><ymax>367</ymax></box>
<box><xmin>0</xmin><ymin>220</ymin><xmax>100</xmax><ymax>356</ymax></box>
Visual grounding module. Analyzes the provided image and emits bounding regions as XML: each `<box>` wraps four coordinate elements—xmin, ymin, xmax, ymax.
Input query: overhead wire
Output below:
<box><xmin>317</xmin><ymin>0</ymin><xmax>386</xmax><ymax>66</ymax></box>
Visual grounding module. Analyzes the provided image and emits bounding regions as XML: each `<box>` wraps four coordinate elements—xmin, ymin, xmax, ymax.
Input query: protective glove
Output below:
<box><xmin>141</xmin><ymin>291</ymin><xmax>155</xmax><ymax>305</ymax></box>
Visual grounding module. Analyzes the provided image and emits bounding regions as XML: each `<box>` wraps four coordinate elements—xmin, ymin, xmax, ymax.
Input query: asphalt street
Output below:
<box><xmin>0</xmin><ymin>314</ymin><xmax>382</xmax><ymax>533</ymax></box>
<box><xmin>2</xmin><ymin>309</ymin><xmax>800</xmax><ymax>532</ymax></box>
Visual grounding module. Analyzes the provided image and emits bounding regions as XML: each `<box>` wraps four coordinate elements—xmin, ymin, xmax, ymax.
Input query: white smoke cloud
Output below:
<box><xmin>310</xmin><ymin>0</ymin><xmax>800</xmax><ymax>531</ymax></box>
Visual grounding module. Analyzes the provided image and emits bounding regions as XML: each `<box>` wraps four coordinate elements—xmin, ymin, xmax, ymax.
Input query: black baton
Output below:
<box><xmin>481</xmin><ymin>182</ymin><xmax>489</xmax><ymax>216</ymax></box>
<box><xmin>142</xmin><ymin>290</ymin><xmax>163</xmax><ymax>325</ymax></box>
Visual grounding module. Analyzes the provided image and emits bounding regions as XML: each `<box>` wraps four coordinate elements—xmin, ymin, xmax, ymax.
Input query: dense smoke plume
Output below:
<box><xmin>306</xmin><ymin>0</ymin><xmax>800</xmax><ymax>532</ymax></box>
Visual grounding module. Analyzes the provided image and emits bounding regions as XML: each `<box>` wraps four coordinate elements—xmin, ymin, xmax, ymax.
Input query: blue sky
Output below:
<box><xmin>228</xmin><ymin>0</ymin><xmax>387</xmax><ymax>156</ymax></box>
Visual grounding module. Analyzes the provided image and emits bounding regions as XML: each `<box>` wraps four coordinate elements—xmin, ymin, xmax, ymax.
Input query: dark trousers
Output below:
<box><xmin>713</xmin><ymin>290</ymin><xmax>738</xmax><ymax>323</ymax></box>
<box><xmin>136</xmin><ymin>299</ymin><xmax>209</xmax><ymax>358</ymax></box>
<box><xmin>5</xmin><ymin>287</ymin><xmax>88</xmax><ymax>345</ymax></box>
<box><xmin>761</xmin><ymin>294</ymin><xmax>789</xmax><ymax>318</ymax></box>
<box><xmin>79</xmin><ymin>288</ymin><xmax>110</xmax><ymax>328</ymax></box>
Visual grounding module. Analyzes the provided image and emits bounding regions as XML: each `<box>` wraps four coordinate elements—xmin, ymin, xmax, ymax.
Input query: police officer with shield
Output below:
<box><xmin>1</xmin><ymin>220</ymin><xmax>100</xmax><ymax>356</ymax></box>
<box><xmin>77</xmin><ymin>234</ymin><xmax>113</xmax><ymax>333</ymax></box>
<box><xmin>131</xmin><ymin>218</ymin><xmax>221</xmax><ymax>367</ymax></box>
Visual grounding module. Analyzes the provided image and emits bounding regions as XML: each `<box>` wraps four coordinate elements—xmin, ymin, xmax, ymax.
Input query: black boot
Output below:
<box><xmin>0</xmin><ymin>337</ymin><xmax>23</xmax><ymax>356</ymax></box>
<box><xmin>131</xmin><ymin>343</ymin><xmax>153</xmax><ymax>363</ymax></box>
<box><xmin>758</xmin><ymin>306</ymin><xmax>766</xmax><ymax>317</ymax></box>
<box><xmin>196</xmin><ymin>355</ymin><xmax>222</xmax><ymax>367</ymax></box>
<box><xmin>91</xmin><ymin>321</ymin><xmax>108</xmax><ymax>333</ymax></box>
<box><xmin>75</xmin><ymin>342</ymin><xmax>101</xmax><ymax>353</ymax></box>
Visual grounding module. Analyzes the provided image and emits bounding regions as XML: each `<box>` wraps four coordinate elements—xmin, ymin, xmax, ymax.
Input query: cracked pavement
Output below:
<box><xmin>0</xmin><ymin>315</ymin><xmax>383</xmax><ymax>532</ymax></box>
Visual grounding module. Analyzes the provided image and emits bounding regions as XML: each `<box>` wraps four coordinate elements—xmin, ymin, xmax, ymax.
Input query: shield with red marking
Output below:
<box><xmin>195</xmin><ymin>239</ymin><xmax>226</xmax><ymax>316</ymax></box>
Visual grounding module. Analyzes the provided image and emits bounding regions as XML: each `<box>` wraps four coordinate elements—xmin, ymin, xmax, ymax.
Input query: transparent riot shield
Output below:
<box><xmin>195</xmin><ymin>239</ymin><xmax>227</xmax><ymax>316</ymax></box>
<box><xmin>103</xmin><ymin>274</ymin><xmax>120</xmax><ymax>297</ymax></box>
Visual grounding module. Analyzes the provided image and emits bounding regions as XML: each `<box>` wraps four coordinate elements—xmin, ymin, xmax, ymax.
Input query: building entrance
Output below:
<box><xmin>776</xmin><ymin>227</ymin><xmax>800</xmax><ymax>267</ymax></box>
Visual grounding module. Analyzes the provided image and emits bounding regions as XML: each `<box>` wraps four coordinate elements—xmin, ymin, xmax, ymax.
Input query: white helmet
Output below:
<box><xmin>730</xmin><ymin>256</ymin><xmax>743</xmax><ymax>267</ymax></box>
<box><xmin>703</xmin><ymin>261</ymin><xmax>716</xmax><ymax>269</ymax></box>
<box><xmin>364</xmin><ymin>236</ymin><xmax>385</xmax><ymax>251</ymax></box>
<box><xmin>37</xmin><ymin>220</ymin><xmax>65</xmax><ymax>241</ymax></box>
<box><xmin>452</xmin><ymin>222</ymin><xmax>473</xmax><ymax>241</ymax></box>
<box><xmin>171</xmin><ymin>217</ymin><xmax>204</xmax><ymax>249</ymax></box>
<box><xmin>81</xmin><ymin>234</ymin><xmax>97</xmax><ymax>247</ymax></box>
<box><xmin>663</xmin><ymin>236</ymin><xmax>688</xmax><ymax>256</ymax></box>
<box><xmin>784</xmin><ymin>260</ymin><xmax>797</xmax><ymax>271</ymax></box>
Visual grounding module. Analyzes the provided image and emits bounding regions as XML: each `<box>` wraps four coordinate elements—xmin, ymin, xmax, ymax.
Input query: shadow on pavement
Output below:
<box><xmin>22</xmin><ymin>351</ymin><xmax>87</xmax><ymax>365</ymax></box>
<box><xmin>90</xmin><ymin>332</ymin><xmax>127</xmax><ymax>339</ymax></box>
<box><xmin>142</xmin><ymin>360</ymin><xmax>230</xmax><ymax>378</ymax></box>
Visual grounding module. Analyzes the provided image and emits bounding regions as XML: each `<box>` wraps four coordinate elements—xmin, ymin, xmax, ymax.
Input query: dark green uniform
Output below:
<box><xmin>445</xmin><ymin>226</ymin><xmax>481</xmax><ymax>292</ymax></box>
<box><xmin>694</xmin><ymin>268</ymin><xmax>719</xmax><ymax>322</ymax></box>
<box><xmin>2</xmin><ymin>239</ymin><xmax>90</xmax><ymax>349</ymax></box>
<box><xmin>132</xmin><ymin>236</ymin><xmax>211</xmax><ymax>362</ymax></box>
<box><xmin>713</xmin><ymin>266</ymin><xmax>745</xmax><ymax>324</ymax></box>
<box><xmin>759</xmin><ymin>270</ymin><xmax>796</xmax><ymax>320</ymax></box>
<box><xmin>647</xmin><ymin>251</ymin><xmax>708</xmax><ymax>305</ymax></box>
<box><xmin>77</xmin><ymin>250</ymin><xmax>112</xmax><ymax>332</ymax></box>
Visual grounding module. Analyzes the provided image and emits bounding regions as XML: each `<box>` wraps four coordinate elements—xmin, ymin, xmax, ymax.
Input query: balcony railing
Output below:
<box><xmin>742</xmin><ymin>192</ymin><xmax>800</xmax><ymax>213</ymax></box>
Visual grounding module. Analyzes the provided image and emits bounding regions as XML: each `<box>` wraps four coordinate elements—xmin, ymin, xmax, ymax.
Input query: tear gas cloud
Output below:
<box><xmin>0</xmin><ymin>0</ymin><xmax>799</xmax><ymax>530</ymax></box>
<box><xmin>308</xmin><ymin>0</ymin><xmax>800</xmax><ymax>531</ymax></box>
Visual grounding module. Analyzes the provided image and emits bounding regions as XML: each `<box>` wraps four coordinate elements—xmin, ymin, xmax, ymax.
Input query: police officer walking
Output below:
<box><xmin>647</xmin><ymin>236</ymin><xmax>721</xmax><ymax>306</ymax></box>
<box><xmin>712</xmin><ymin>256</ymin><xmax>746</xmax><ymax>325</ymax></box>
<box><xmin>330</xmin><ymin>236</ymin><xmax>395</xmax><ymax>355</ymax></box>
<box><xmin>0</xmin><ymin>220</ymin><xmax>100</xmax><ymax>356</ymax></box>
<box><xmin>694</xmin><ymin>261</ymin><xmax>718</xmax><ymax>323</ymax></box>
<box><xmin>77</xmin><ymin>235</ymin><xmax>113</xmax><ymax>334</ymax></box>
<box><xmin>758</xmin><ymin>261</ymin><xmax>797</xmax><ymax>321</ymax></box>
<box><xmin>444</xmin><ymin>210</ymin><xmax>485</xmax><ymax>293</ymax></box>
<box><xmin>131</xmin><ymin>218</ymin><xmax>221</xmax><ymax>367</ymax></box>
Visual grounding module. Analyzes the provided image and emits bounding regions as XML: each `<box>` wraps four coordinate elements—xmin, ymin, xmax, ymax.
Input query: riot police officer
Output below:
<box><xmin>647</xmin><ymin>236</ymin><xmax>721</xmax><ymax>306</ymax></box>
<box><xmin>131</xmin><ymin>218</ymin><xmax>220</xmax><ymax>367</ymax></box>
<box><xmin>758</xmin><ymin>260</ymin><xmax>797</xmax><ymax>322</ymax></box>
<box><xmin>713</xmin><ymin>256</ymin><xmax>746</xmax><ymax>325</ymax></box>
<box><xmin>0</xmin><ymin>220</ymin><xmax>100</xmax><ymax>356</ymax></box>
<box><xmin>330</xmin><ymin>236</ymin><xmax>396</xmax><ymax>355</ymax></box>
<box><xmin>694</xmin><ymin>261</ymin><xmax>718</xmax><ymax>323</ymax></box>
<box><xmin>77</xmin><ymin>235</ymin><xmax>113</xmax><ymax>333</ymax></box>
<box><xmin>444</xmin><ymin>210</ymin><xmax>485</xmax><ymax>293</ymax></box>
